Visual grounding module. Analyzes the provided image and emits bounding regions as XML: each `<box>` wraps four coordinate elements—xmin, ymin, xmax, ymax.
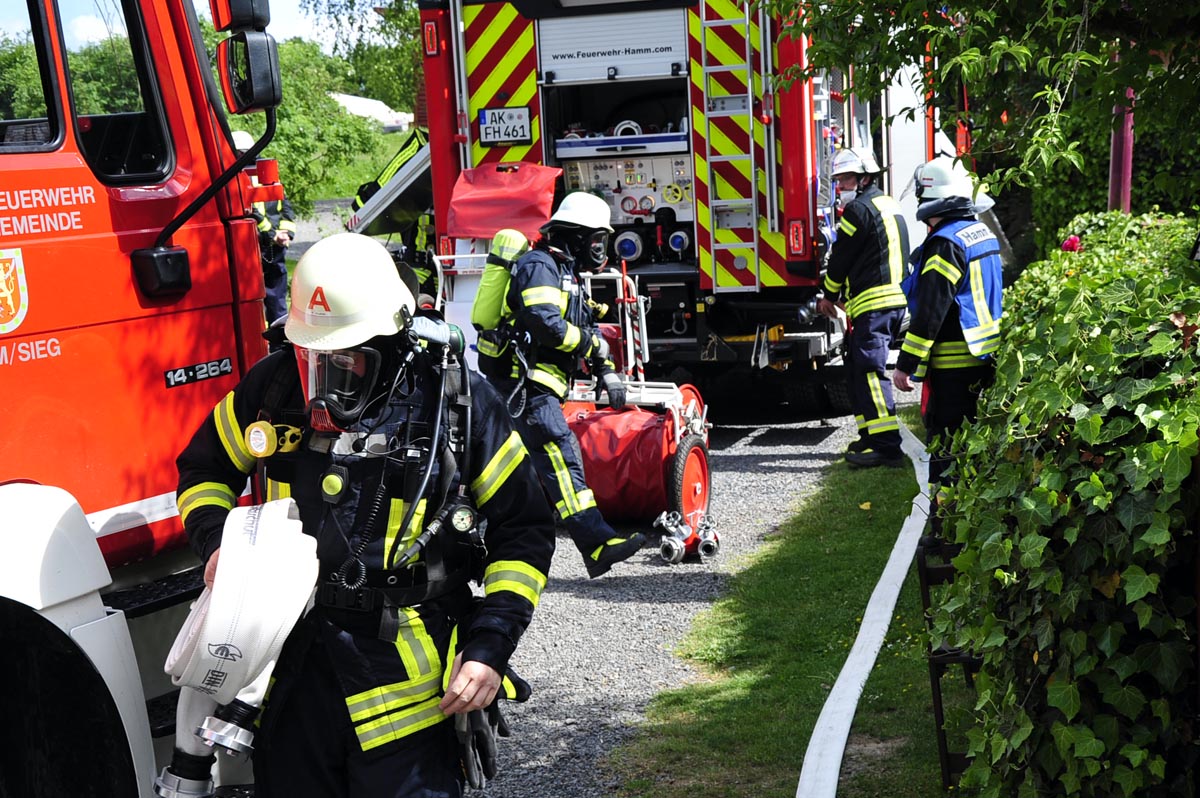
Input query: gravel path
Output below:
<box><xmin>475</xmin><ymin>398</ymin><xmax>877</xmax><ymax>798</ymax></box>
<box><xmin>292</xmin><ymin>210</ymin><xmax>915</xmax><ymax>795</ymax></box>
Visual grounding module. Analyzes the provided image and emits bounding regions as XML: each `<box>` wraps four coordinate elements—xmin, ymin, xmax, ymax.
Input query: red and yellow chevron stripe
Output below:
<box><xmin>464</xmin><ymin>3</ymin><xmax>542</xmax><ymax>167</ymax></box>
<box><xmin>688</xmin><ymin>0</ymin><xmax>793</xmax><ymax>291</ymax></box>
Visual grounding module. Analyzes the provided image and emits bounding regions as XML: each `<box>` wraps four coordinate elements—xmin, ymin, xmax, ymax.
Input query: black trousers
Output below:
<box><xmin>506</xmin><ymin>387</ymin><xmax>619</xmax><ymax>556</ymax></box>
<box><xmin>848</xmin><ymin>307</ymin><xmax>905</xmax><ymax>455</ymax></box>
<box><xmin>923</xmin><ymin>363</ymin><xmax>995</xmax><ymax>488</ymax></box>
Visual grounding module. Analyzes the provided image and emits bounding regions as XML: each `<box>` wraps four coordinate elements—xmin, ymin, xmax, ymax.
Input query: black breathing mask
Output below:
<box><xmin>295</xmin><ymin>345</ymin><xmax>385</xmax><ymax>432</ymax></box>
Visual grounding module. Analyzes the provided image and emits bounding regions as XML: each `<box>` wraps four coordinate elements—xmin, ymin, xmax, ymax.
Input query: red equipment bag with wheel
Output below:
<box><xmin>565</xmin><ymin>406</ymin><xmax>668</xmax><ymax>522</ymax></box>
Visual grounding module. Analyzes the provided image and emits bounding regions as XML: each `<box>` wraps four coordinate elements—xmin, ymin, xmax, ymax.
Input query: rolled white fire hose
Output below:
<box><xmin>164</xmin><ymin>498</ymin><xmax>318</xmax><ymax>706</ymax></box>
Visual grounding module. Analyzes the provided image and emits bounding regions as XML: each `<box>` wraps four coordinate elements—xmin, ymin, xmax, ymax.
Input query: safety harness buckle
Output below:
<box><xmin>316</xmin><ymin>582</ymin><xmax>378</xmax><ymax>612</ymax></box>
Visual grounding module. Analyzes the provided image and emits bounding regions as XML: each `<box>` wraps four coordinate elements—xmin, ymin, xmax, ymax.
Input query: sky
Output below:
<box><xmin>3</xmin><ymin>0</ymin><xmax>338</xmax><ymax>52</ymax></box>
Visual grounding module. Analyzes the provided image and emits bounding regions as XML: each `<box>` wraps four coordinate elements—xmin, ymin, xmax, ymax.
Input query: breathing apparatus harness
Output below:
<box><xmin>287</xmin><ymin>307</ymin><xmax>481</xmax><ymax>613</ymax></box>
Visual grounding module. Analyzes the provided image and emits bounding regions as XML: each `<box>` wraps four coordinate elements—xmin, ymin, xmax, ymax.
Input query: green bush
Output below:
<box><xmin>931</xmin><ymin>212</ymin><xmax>1200</xmax><ymax>797</ymax></box>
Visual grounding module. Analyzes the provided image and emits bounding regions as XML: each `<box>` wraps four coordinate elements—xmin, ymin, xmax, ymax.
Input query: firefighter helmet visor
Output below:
<box><xmin>294</xmin><ymin>345</ymin><xmax>383</xmax><ymax>431</ymax></box>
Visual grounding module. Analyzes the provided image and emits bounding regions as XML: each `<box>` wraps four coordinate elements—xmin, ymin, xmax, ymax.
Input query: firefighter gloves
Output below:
<box><xmin>602</xmin><ymin>372</ymin><xmax>627</xmax><ymax>410</ymax></box>
<box><xmin>456</xmin><ymin>704</ymin><xmax>507</xmax><ymax>789</ymax></box>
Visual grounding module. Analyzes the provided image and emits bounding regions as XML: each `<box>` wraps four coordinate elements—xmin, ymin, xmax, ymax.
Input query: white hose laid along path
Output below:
<box><xmin>794</xmin><ymin>423</ymin><xmax>930</xmax><ymax>797</ymax></box>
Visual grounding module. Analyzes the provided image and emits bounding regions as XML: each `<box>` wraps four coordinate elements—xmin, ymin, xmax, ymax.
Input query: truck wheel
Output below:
<box><xmin>825</xmin><ymin>378</ymin><xmax>854</xmax><ymax>415</ymax></box>
<box><xmin>0</xmin><ymin>597</ymin><xmax>139</xmax><ymax>797</ymax></box>
<box><xmin>670</xmin><ymin>434</ymin><xmax>711</xmax><ymax>529</ymax></box>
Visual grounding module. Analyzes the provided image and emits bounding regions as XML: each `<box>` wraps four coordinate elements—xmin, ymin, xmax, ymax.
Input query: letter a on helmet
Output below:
<box><xmin>285</xmin><ymin>232</ymin><xmax>415</xmax><ymax>351</ymax></box>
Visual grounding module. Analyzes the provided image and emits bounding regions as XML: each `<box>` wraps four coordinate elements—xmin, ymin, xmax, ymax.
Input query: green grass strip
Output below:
<box><xmin>614</xmin><ymin>412</ymin><xmax>956</xmax><ymax>797</ymax></box>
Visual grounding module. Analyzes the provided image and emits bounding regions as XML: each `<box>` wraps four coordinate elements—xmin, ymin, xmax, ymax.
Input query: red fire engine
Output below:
<box><xmin>0</xmin><ymin>0</ymin><xmax>283</xmax><ymax>793</ymax></box>
<box><xmin>411</xmin><ymin>0</ymin><xmax>942</xmax><ymax>400</ymax></box>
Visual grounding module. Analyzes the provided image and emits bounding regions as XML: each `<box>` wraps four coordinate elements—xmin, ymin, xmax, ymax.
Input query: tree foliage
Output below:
<box><xmin>299</xmin><ymin>0</ymin><xmax>421</xmax><ymax>112</ymax></box>
<box><xmin>229</xmin><ymin>38</ymin><xmax>380</xmax><ymax>214</ymax></box>
<box><xmin>930</xmin><ymin>212</ymin><xmax>1200</xmax><ymax>796</ymax></box>
<box><xmin>766</xmin><ymin>0</ymin><xmax>1200</xmax><ymax>205</ymax></box>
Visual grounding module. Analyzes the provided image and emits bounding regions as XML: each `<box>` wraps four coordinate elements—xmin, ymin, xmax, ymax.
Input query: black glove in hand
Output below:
<box><xmin>456</xmin><ymin>707</ymin><xmax>501</xmax><ymax>789</ymax></box>
<box><xmin>602</xmin><ymin>372</ymin><xmax>627</xmax><ymax>410</ymax></box>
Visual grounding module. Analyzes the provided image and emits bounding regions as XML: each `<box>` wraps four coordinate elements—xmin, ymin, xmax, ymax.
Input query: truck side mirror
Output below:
<box><xmin>218</xmin><ymin>31</ymin><xmax>282</xmax><ymax>114</ymax></box>
<box><xmin>210</xmin><ymin>0</ymin><xmax>271</xmax><ymax>32</ymax></box>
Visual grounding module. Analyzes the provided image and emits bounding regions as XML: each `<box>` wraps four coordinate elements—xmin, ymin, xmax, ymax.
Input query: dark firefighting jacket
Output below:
<box><xmin>821</xmin><ymin>185</ymin><xmax>911</xmax><ymax>318</ymax></box>
<box><xmin>503</xmin><ymin>245</ymin><xmax>608</xmax><ymax>399</ymax></box>
<box><xmin>176</xmin><ymin>346</ymin><xmax>555</xmax><ymax>754</ymax></box>
<box><xmin>252</xmin><ymin>197</ymin><xmax>297</xmax><ymax>264</ymax></box>
<box><xmin>896</xmin><ymin>217</ymin><xmax>1003</xmax><ymax>380</ymax></box>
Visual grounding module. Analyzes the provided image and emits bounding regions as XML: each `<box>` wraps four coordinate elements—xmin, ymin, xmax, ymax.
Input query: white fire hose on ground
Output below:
<box><xmin>156</xmin><ymin>499</ymin><xmax>318</xmax><ymax>798</ymax></box>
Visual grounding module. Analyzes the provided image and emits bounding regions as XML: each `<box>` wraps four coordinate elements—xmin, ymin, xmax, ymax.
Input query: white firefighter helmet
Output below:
<box><xmin>231</xmin><ymin>129</ymin><xmax>255</xmax><ymax>153</ymax></box>
<box><xmin>285</xmin><ymin>232</ymin><xmax>415</xmax><ymax>350</ymax></box>
<box><xmin>913</xmin><ymin>156</ymin><xmax>995</xmax><ymax>222</ymax></box>
<box><xmin>831</xmin><ymin>147</ymin><xmax>882</xmax><ymax>177</ymax></box>
<box><xmin>544</xmin><ymin>191</ymin><xmax>614</xmax><ymax>233</ymax></box>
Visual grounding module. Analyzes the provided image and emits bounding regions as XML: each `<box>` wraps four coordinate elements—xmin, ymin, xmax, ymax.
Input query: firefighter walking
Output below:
<box><xmin>480</xmin><ymin>192</ymin><xmax>646</xmax><ymax>578</ymax></box>
<box><xmin>893</xmin><ymin>156</ymin><xmax>1003</xmax><ymax>494</ymax></box>
<box><xmin>816</xmin><ymin>148</ymin><xmax>911</xmax><ymax>467</ymax></box>
<box><xmin>172</xmin><ymin>233</ymin><xmax>556</xmax><ymax>798</ymax></box>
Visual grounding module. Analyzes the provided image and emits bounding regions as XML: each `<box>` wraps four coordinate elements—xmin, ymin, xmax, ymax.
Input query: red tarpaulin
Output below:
<box><xmin>565</xmin><ymin>406</ymin><xmax>669</xmax><ymax>522</ymax></box>
<box><xmin>446</xmin><ymin>162</ymin><xmax>562</xmax><ymax>239</ymax></box>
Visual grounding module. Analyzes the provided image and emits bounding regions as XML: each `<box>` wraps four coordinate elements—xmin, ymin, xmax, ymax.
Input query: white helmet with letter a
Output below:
<box><xmin>285</xmin><ymin>233</ymin><xmax>417</xmax><ymax>431</ymax></box>
<box><xmin>913</xmin><ymin>156</ymin><xmax>995</xmax><ymax>222</ymax></box>
<box><xmin>831</xmin><ymin>147</ymin><xmax>882</xmax><ymax>177</ymax></box>
<box><xmin>285</xmin><ymin>232</ymin><xmax>415</xmax><ymax>350</ymax></box>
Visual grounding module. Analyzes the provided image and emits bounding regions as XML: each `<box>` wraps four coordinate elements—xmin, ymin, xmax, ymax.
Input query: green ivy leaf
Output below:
<box><xmin>1047</xmin><ymin>679</ymin><xmax>1081</xmax><ymax>721</ymax></box>
<box><xmin>1101</xmin><ymin>681</ymin><xmax>1147</xmax><ymax>720</ymax></box>
<box><xmin>1121</xmin><ymin>565</ymin><xmax>1160</xmax><ymax>603</ymax></box>
<box><xmin>1019</xmin><ymin>533</ymin><xmax>1050</xmax><ymax>568</ymax></box>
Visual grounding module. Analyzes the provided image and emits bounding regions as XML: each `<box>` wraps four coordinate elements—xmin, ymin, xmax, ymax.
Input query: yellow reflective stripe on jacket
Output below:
<box><xmin>867</xmin><ymin>373</ymin><xmax>888</xmax><ymax>418</ymax></box>
<box><xmin>901</xmin><ymin>331</ymin><xmax>934</xmax><ymax>361</ymax></box>
<box><xmin>846</xmin><ymin>283</ymin><xmax>907</xmax><ymax>317</ymax></box>
<box><xmin>177</xmin><ymin>481</ymin><xmax>236</xmax><ymax>525</ymax></box>
<box><xmin>214</xmin><ymin>392</ymin><xmax>255</xmax><ymax>473</ymax></box>
<box><xmin>346</xmin><ymin>607</ymin><xmax>446</xmax><ymax>751</ymax></box>
<box><xmin>521</xmin><ymin>285</ymin><xmax>564</xmax><ymax>309</ymax></box>
<box><xmin>470</xmin><ymin>431</ymin><xmax>528</xmax><ymax>506</ymax></box>
<box><xmin>384</xmin><ymin>498</ymin><xmax>427</xmax><ymax>569</ymax></box>
<box><xmin>924</xmin><ymin>254</ymin><xmax>962</xmax><ymax>284</ymax></box>
<box><xmin>483</xmin><ymin>560</ymin><xmax>548</xmax><ymax>609</ymax></box>
<box><xmin>529</xmin><ymin>363</ymin><xmax>568</xmax><ymax>397</ymax></box>
<box><xmin>346</xmin><ymin>672</ymin><xmax>442</xmax><ymax>724</ymax></box>
<box><xmin>278</xmin><ymin>218</ymin><xmax>297</xmax><ymax>235</ymax></box>
<box><xmin>559</xmin><ymin>323</ymin><xmax>582</xmax><ymax>353</ymax></box>
<box><xmin>545</xmin><ymin>440</ymin><xmax>578</xmax><ymax>517</ymax></box>
<box><xmin>838</xmin><ymin>216</ymin><xmax>857</xmax><ymax>236</ymax></box>
<box><xmin>265</xmin><ymin>478</ymin><xmax>290</xmax><ymax>501</ymax></box>
<box><xmin>872</xmin><ymin>194</ymin><xmax>906</xmax><ymax>284</ymax></box>
<box><xmin>930</xmin><ymin>341</ymin><xmax>986</xmax><ymax>369</ymax></box>
<box><xmin>354</xmin><ymin>696</ymin><xmax>446</xmax><ymax>751</ymax></box>
<box><xmin>863</xmin><ymin>415</ymin><xmax>900</xmax><ymax>435</ymax></box>
<box><xmin>252</xmin><ymin>201</ymin><xmax>271</xmax><ymax>232</ymax></box>
<box><xmin>963</xmin><ymin>318</ymin><xmax>1001</xmax><ymax>356</ymax></box>
<box><xmin>966</xmin><ymin>259</ymin><xmax>1000</xmax><ymax>355</ymax></box>
<box><xmin>823</xmin><ymin>273</ymin><xmax>843</xmax><ymax>295</ymax></box>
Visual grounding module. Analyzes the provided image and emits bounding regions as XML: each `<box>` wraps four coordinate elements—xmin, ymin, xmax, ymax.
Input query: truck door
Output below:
<box><xmin>0</xmin><ymin>0</ymin><xmax>256</xmax><ymax>570</ymax></box>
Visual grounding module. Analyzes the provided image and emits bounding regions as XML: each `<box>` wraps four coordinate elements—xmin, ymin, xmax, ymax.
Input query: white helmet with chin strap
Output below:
<box><xmin>541</xmin><ymin>191</ymin><xmax>614</xmax><ymax>270</ymax></box>
<box><xmin>831</xmin><ymin>147</ymin><xmax>882</xmax><ymax>177</ymax></box>
<box><xmin>913</xmin><ymin>156</ymin><xmax>995</xmax><ymax>222</ymax></box>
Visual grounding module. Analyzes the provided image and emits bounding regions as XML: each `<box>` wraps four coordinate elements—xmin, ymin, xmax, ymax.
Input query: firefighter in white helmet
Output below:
<box><xmin>816</xmin><ymin>147</ymin><xmax>911</xmax><ymax>467</ymax></box>
<box><xmin>482</xmin><ymin>191</ymin><xmax>646</xmax><ymax>578</ymax></box>
<box><xmin>174</xmin><ymin>232</ymin><xmax>555</xmax><ymax>797</ymax></box>
<box><xmin>893</xmin><ymin>156</ymin><xmax>1002</xmax><ymax>494</ymax></box>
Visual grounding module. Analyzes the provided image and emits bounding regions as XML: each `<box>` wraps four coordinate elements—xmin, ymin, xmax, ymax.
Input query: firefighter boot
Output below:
<box><xmin>585</xmin><ymin>533</ymin><xmax>646</xmax><ymax>578</ymax></box>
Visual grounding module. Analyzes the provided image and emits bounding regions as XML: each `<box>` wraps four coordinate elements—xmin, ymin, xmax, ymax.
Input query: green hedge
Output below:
<box><xmin>931</xmin><ymin>212</ymin><xmax>1200</xmax><ymax>796</ymax></box>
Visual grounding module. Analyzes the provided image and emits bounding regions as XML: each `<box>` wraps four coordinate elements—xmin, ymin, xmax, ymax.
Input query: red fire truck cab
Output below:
<box><xmin>0</xmin><ymin>0</ymin><xmax>283</xmax><ymax>793</ymax></box>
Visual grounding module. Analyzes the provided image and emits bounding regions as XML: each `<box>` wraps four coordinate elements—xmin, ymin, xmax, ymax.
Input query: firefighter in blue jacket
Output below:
<box><xmin>490</xmin><ymin>191</ymin><xmax>646</xmax><ymax>578</ymax></box>
<box><xmin>173</xmin><ymin>233</ymin><xmax>556</xmax><ymax>798</ymax></box>
<box><xmin>893</xmin><ymin>156</ymin><xmax>1003</xmax><ymax>491</ymax></box>
<box><xmin>816</xmin><ymin>147</ymin><xmax>911</xmax><ymax>467</ymax></box>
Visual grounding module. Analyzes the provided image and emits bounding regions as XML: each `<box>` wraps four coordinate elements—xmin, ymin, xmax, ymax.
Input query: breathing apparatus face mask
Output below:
<box><xmin>295</xmin><ymin>345</ymin><xmax>383</xmax><ymax>432</ymax></box>
<box><xmin>552</xmin><ymin>225</ymin><xmax>609</xmax><ymax>272</ymax></box>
